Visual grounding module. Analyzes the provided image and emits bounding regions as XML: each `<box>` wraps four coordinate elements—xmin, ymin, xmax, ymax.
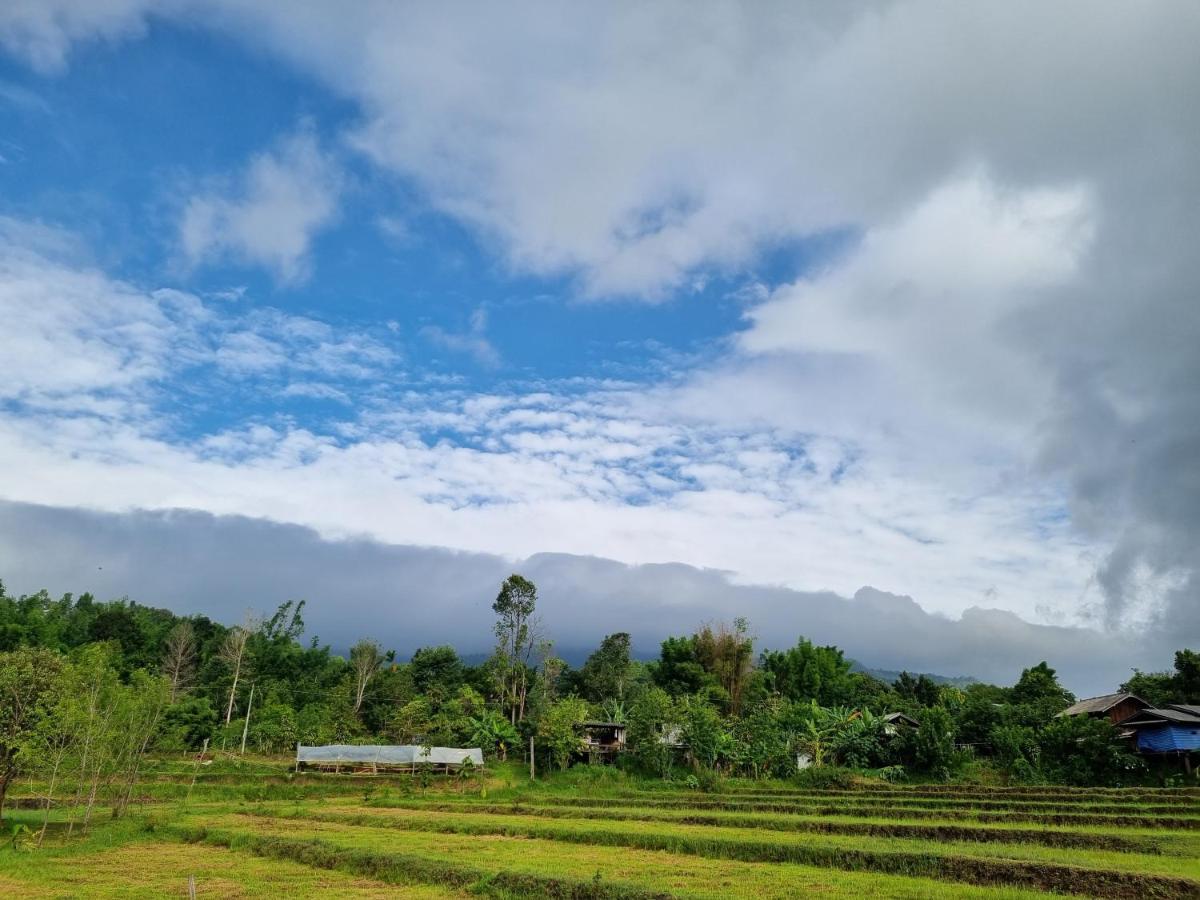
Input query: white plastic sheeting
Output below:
<box><xmin>295</xmin><ymin>744</ymin><xmax>483</xmax><ymax>767</ymax></box>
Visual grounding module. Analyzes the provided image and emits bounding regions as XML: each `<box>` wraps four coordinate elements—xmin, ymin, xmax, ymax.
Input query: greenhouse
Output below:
<box><xmin>295</xmin><ymin>744</ymin><xmax>484</xmax><ymax>774</ymax></box>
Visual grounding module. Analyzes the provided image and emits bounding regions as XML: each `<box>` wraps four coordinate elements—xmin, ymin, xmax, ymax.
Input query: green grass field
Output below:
<box><xmin>2</xmin><ymin>758</ymin><xmax>1198</xmax><ymax>898</ymax></box>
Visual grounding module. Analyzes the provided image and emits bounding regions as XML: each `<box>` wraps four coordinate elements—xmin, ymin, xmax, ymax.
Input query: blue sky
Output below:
<box><xmin>0</xmin><ymin>3</ymin><xmax>1197</xmax><ymax>687</ymax></box>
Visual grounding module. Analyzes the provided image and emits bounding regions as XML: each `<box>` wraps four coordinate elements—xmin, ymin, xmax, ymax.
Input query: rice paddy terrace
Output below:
<box><xmin>3</xmin><ymin>760</ymin><xmax>1199</xmax><ymax>898</ymax></box>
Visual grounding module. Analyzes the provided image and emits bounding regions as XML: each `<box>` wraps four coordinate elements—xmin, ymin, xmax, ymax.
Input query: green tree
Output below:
<box><xmin>681</xmin><ymin>696</ymin><xmax>725</xmax><ymax>770</ymax></box>
<box><xmin>894</xmin><ymin>671</ymin><xmax>941</xmax><ymax>708</ymax></box>
<box><xmin>760</xmin><ymin>638</ymin><xmax>853</xmax><ymax>706</ymax></box>
<box><xmin>492</xmin><ymin>574</ymin><xmax>539</xmax><ymax>724</ymax></box>
<box><xmin>579</xmin><ymin>632</ymin><xmax>632</xmax><ymax>702</ymax></box>
<box><xmin>626</xmin><ymin>686</ymin><xmax>680</xmax><ymax>778</ymax></box>
<box><xmin>909</xmin><ymin>705</ymin><xmax>958</xmax><ymax>779</ymax></box>
<box><xmin>1038</xmin><ymin>715</ymin><xmax>1144</xmax><ymax>786</ymax></box>
<box><xmin>536</xmin><ymin>696</ymin><xmax>589</xmax><ymax>771</ymax></box>
<box><xmin>410</xmin><ymin>646</ymin><xmax>464</xmax><ymax>696</ymax></box>
<box><xmin>0</xmin><ymin>647</ymin><xmax>64</xmax><ymax>823</ymax></box>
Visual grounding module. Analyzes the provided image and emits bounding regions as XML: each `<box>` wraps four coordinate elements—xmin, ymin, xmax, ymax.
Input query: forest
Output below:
<box><xmin>3</xmin><ymin>572</ymin><xmax>1198</xmax><ymax>826</ymax></box>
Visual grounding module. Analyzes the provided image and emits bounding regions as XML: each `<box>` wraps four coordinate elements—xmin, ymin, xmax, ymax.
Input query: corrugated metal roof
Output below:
<box><xmin>1058</xmin><ymin>692</ymin><xmax>1145</xmax><ymax>717</ymax></box>
<box><xmin>296</xmin><ymin>744</ymin><xmax>483</xmax><ymax>766</ymax></box>
<box><xmin>1125</xmin><ymin>708</ymin><xmax>1200</xmax><ymax>726</ymax></box>
<box><xmin>1136</xmin><ymin>724</ymin><xmax>1200</xmax><ymax>754</ymax></box>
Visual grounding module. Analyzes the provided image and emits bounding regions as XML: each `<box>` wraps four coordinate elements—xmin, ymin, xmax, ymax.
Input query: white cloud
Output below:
<box><xmin>0</xmin><ymin>0</ymin><xmax>157</xmax><ymax>74</ymax></box>
<box><xmin>421</xmin><ymin>307</ymin><xmax>500</xmax><ymax>368</ymax></box>
<box><xmin>179</xmin><ymin>126</ymin><xmax>342</xmax><ymax>283</ymax></box>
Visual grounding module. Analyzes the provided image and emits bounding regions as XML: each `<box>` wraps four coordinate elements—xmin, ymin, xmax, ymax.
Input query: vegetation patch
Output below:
<box><xmin>164</xmin><ymin>825</ymin><xmax>671</xmax><ymax>899</ymax></box>
<box><xmin>241</xmin><ymin>811</ymin><xmax>1200</xmax><ymax>900</ymax></box>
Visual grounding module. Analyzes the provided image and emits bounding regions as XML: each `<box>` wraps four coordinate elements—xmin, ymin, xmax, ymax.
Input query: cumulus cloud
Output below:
<box><xmin>0</xmin><ymin>499</ymin><xmax>1156</xmax><ymax>695</ymax></box>
<box><xmin>179</xmin><ymin>126</ymin><xmax>342</xmax><ymax>283</ymax></box>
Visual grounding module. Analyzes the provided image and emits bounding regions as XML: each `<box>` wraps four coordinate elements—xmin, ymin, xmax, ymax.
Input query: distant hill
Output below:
<box><xmin>850</xmin><ymin>660</ymin><xmax>978</xmax><ymax>688</ymax></box>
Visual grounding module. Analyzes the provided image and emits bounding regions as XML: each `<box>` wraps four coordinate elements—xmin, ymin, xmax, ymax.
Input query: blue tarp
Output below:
<box><xmin>1136</xmin><ymin>725</ymin><xmax>1200</xmax><ymax>754</ymax></box>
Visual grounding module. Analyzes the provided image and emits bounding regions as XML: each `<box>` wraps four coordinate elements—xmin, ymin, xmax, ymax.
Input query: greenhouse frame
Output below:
<box><xmin>295</xmin><ymin>744</ymin><xmax>484</xmax><ymax>774</ymax></box>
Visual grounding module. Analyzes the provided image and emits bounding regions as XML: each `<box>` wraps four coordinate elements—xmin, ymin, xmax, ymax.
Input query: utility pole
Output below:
<box><xmin>529</xmin><ymin>734</ymin><xmax>535</xmax><ymax>781</ymax></box>
<box><xmin>240</xmin><ymin>683</ymin><xmax>256</xmax><ymax>755</ymax></box>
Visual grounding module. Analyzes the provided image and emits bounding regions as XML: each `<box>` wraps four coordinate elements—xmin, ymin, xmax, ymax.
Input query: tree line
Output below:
<box><xmin>3</xmin><ymin>574</ymin><xmax>1198</xmax><ymax>823</ymax></box>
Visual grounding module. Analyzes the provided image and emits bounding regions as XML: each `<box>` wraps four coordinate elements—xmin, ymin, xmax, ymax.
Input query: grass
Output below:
<box><xmin>0</xmin><ymin>823</ymin><xmax>465</xmax><ymax>898</ymax></box>
<box><xmin>3</xmin><ymin>757</ymin><xmax>1199</xmax><ymax>898</ymax></box>
<box><xmin>164</xmin><ymin>816</ymin><xmax>1059</xmax><ymax>899</ymax></box>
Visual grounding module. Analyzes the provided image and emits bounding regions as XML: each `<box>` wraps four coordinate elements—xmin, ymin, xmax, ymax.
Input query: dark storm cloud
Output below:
<box><xmin>0</xmin><ymin>499</ymin><xmax>1166</xmax><ymax>694</ymax></box>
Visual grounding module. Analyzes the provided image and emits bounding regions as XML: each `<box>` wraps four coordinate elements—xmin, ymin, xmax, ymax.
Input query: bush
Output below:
<box><xmin>877</xmin><ymin>764</ymin><xmax>906</xmax><ymax>783</ymax></box>
<box><xmin>794</xmin><ymin>765</ymin><xmax>855</xmax><ymax>789</ymax></box>
<box><xmin>1037</xmin><ymin>716</ymin><xmax>1145</xmax><ymax>786</ymax></box>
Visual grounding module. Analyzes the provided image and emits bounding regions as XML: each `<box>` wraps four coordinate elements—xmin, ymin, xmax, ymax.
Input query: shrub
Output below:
<box><xmin>794</xmin><ymin>765</ymin><xmax>855</xmax><ymax>789</ymax></box>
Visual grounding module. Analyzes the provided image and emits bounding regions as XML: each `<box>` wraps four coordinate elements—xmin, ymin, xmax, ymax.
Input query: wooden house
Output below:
<box><xmin>1057</xmin><ymin>692</ymin><xmax>1149</xmax><ymax>726</ymax></box>
<box><xmin>577</xmin><ymin>721</ymin><xmax>627</xmax><ymax>762</ymax></box>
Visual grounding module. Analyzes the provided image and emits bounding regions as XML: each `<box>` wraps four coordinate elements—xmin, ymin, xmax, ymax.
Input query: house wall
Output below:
<box><xmin>1106</xmin><ymin>698</ymin><xmax>1147</xmax><ymax>725</ymax></box>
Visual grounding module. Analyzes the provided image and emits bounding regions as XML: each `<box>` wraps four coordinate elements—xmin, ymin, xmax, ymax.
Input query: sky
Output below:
<box><xmin>0</xmin><ymin>2</ymin><xmax>1197</xmax><ymax>693</ymax></box>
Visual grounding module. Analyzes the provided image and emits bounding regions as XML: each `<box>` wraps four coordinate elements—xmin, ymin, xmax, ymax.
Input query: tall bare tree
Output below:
<box><xmin>160</xmin><ymin>621</ymin><xmax>197</xmax><ymax>703</ymax></box>
<box><xmin>349</xmin><ymin>639</ymin><xmax>383</xmax><ymax>714</ymax></box>
<box><xmin>219</xmin><ymin>623</ymin><xmax>253</xmax><ymax>726</ymax></box>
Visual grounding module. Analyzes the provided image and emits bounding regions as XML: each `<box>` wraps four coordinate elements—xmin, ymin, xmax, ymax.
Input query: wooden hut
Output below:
<box><xmin>1057</xmin><ymin>692</ymin><xmax>1148</xmax><ymax>726</ymax></box>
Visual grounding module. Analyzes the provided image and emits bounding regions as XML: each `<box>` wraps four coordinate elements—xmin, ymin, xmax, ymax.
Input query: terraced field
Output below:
<box><xmin>3</xmin><ymin>766</ymin><xmax>1199</xmax><ymax>898</ymax></box>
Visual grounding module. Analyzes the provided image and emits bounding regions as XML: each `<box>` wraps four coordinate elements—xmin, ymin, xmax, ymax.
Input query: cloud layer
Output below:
<box><xmin>0</xmin><ymin>499</ymin><xmax>1155</xmax><ymax>695</ymax></box>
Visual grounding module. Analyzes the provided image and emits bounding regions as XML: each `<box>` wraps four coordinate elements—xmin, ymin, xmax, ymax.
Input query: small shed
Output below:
<box><xmin>577</xmin><ymin>722</ymin><xmax>627</xmax><ymax>760</ymax></box>
<box><xmin>1058</xmin><ymin>692</ymin><xmax>1149</xmax><ymax>726</ymax></box>
<box><xmin>882</xmin><ymin>712</ymin><xmax>920</xmax><ymax>731</ymax></box>
<box><xmin>1119</xmin><ymin>709</ymin><xmax>1200</xmax><ymax>775</ymax></box>
<box><xmin>296</xmin><ymin>744</ymin><xmax>483</xmax><ymax>775</ymax></box>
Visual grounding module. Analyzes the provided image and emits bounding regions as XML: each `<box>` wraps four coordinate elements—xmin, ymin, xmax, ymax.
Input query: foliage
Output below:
<box><xmin>760</xmin><ymin>638</ymin><xmax>854</xmax><ymax>706</ymax></box>
<box><xmin>1037</xmin><ymin>715</ymin><xmax>1145</xmax><ymax>786</ymax></box>
<box><xmin>536</xmin><ymin>696</ymin><xmax>589</xmax><ymax>771</ymax></box>
<box><xmin>492</xmin><ymin>574</ymin><xmax>539</xmax><ymax>724</ymax></box>
<box><xmin>579</xmin><ymin>632</ymin><xmax>632</xmax><ymax>702</ymax></box>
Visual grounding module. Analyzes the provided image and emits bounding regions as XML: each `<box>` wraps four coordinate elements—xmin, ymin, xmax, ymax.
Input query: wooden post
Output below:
<box><xmin>239</xmin><ymin>682</ymin><xmax>255</xmax><ymax>755</ymax></box>
<box><xmin>188</xmin><ymin>874</ymin><xmax>196</xmax><ymax>899</ymax></box>
<box><xmin>529</xmin><ymin>734</ymin><xmax>535</xmax><ymax>781</ymax></box>
<box><xmin>186</xmin><ymin>739</ymin><xmax>208</xmax><ymax>804</ymax></box>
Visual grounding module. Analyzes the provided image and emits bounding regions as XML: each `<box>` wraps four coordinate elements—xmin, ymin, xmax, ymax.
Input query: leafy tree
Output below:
<box><xmin>410</xmin><ymin>645</ymin><xmax>464</xmax><ymax>696</ymax></box>
<box><xmin>694</xmin><ymin>619</ymin><xmax>755</xmax><ymax>714</ymax></box>
<box><xmin>894</xmin><ymin>671</ymin><xmax>941</xmax><ymax>708</ymax></box>
<box><xmin>579</xmin><ymin>632</ymin><xmax>632</xmax><ymax>702</ymax></box>
<box><xmin>626</xmin><ymin>686</ymin><xmax>680</xmax><ymax>778</ymax></box>
<box><xmin>536</xmin><ymin>697</ymin><xmax>589</xmax><ymax>771</ymax></box>
<box><xmin>1125</xmin><ymin>649</ymin><xmax>1200</xmax><ymax>705</ymax></box>
<box><xmin>652</xmin><ymin>635</ymin><xmax>715</xmax><ymax>697</ymax></box>
<box><xmin>1038</xmin><ymin>715</ymin><xmax>1144</xmax><ymax>786</ymax></box>
<box><xmin>0</xmin><ymin>646</ymin><xmax>64</xmax><ymax>822</ymax></box>
<box><xmin>492</xmin><ymin>574</ymin><xmax>539</xmax><ymax>724</ymax></box>
<box><xmin>761</xmin><ymin>638</ymin><xmax>853</xmax><ymax>706</ymax></box>
<box><xmin>1010</xmin><ymin>661</ymin><xmax>1074</xmax><ymax>708</ymax></box>
<box><xmin>1120</xmin><ymin>669</ymin><xmax>1175</xmax><ymax>707</ymax></box>
<box><xmin>681</xmin><ymin>696</ymin><xmax>725</xmax><ymax>770</ymax></box>
<box><xmin>908</xmin><ymin>705</ymin><xmax>958</xmax><ymax>779</ymax></box>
